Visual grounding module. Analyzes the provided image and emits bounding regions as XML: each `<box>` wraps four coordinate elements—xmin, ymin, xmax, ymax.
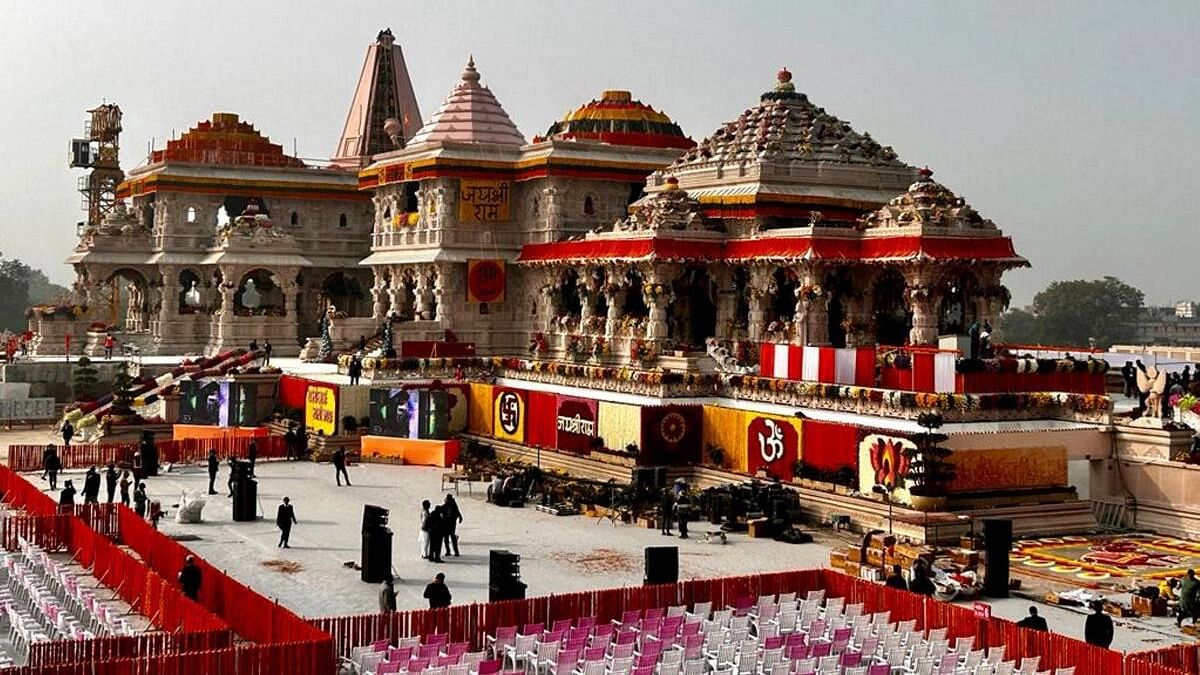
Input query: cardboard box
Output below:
<box><xmin>846</xmin><ymin>548</ymin><xmax>866</xmax><ymax>563</ymax></box>
<box><xmin>869</xmin><ymin>533</ymin><xmax>898</xmax><ymax>549</ymax></box>
<box><xmin>829</xmin><ymin>551</ymin><xmax>848</xmax><ymax>570</ymax></box>
<box><xmin>747</xmin><ymin>518</ymin><xmax>770</xmax><ymax>538</ymax></box>
<box><xmin>960</xmin><ymin>536</ymin><xmax>983</xmax><ymax>550</ymax></box>
<box><xmin>952</xmin><ymin>549</ymin><xmax>981</xmax><ymax>567</ymax></box>
<box><xmin>1132</xmin><ymin>595</ymin><xmax>1167</xmax><ymax>617</ymax></box>
<box><xmin>844</xmin><ymin>561</ymin><xmax>862</xmax><ymax>577</ymax></box>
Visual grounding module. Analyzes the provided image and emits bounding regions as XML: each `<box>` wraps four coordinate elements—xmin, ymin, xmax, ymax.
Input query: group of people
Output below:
<box><xmin>248</xmin><ymin>339</ymin><xmax>274</xmax><ymax>366</ymax></box>
<box><xmin>418</xmin><ymin>495</ymin><xmax>463</xmax><ymax>563</ymax></box>
<box><xmin>658</xmin><ymin>488</ymin><xmax>692</xmax><ymax>539</ymax></box>
<box><xmin>883</xmin><ymin>562</ymin><xmax>937</xmax><ymax>596</ymax></box>
<box><xmin>1156</xmin><ymin>568</ymin><xmax>1200</xmax><ymax>627</ymax></box>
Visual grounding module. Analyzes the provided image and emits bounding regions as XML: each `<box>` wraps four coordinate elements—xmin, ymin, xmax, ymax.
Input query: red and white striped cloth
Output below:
<box><xmin>759</xmin><ymin>343</ymin><xmax>874</xmax><ymax>386</ymax></box>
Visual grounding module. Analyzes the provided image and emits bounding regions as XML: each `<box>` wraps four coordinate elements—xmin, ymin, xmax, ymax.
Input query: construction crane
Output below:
<box><xmin>69</xmin><ymin>103</ymin><xmax>124</xmax><ymax>234</ymax></box>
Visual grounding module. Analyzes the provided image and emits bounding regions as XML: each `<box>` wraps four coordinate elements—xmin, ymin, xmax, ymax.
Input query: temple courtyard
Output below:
<box><xmin>0</xmin><ymin>440</ymin><xmax>1189</xmax><ymax>653</ymax></box>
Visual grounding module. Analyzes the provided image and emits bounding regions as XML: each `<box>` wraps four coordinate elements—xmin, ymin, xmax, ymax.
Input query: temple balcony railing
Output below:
<box><xmin>370</xmin><ymin>225</ymin><xmax>522</xmax><ymax>251</ymax></box>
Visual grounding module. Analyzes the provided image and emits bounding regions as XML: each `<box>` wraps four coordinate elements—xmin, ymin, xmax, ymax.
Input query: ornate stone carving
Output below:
<box><xmin>860</xmin><ymin>167</ymin><xmax>994</xmax><ymax>231</ymax></box>
<box><xmin>612</xmin><ymin>178</ymin><xmax>716</xmax><ymax>233</ymax></box>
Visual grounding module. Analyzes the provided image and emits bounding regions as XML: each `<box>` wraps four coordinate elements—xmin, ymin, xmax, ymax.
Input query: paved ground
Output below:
<box><xmin>1</xmin><ymin>430</ymin><xmax>1192</xmax><ymax>653</ymax></box>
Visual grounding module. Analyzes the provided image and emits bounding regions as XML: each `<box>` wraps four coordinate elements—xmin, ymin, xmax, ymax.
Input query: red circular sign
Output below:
<box><xmin>468</xmin><ymin>261</ymin><xmax>505</xmax><ymax>303</ymax></box>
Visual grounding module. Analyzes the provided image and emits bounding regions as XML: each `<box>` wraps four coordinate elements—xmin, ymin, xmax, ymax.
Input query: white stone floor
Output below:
<box><xmin>0</xmin><ymin>430</ymin><xmax>1191</xmax><ymax>654</ymax></box>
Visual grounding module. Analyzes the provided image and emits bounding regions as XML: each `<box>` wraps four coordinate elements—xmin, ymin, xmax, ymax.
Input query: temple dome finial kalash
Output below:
<box><xmin>539</xmin><ymin>90</ymin><xmax>695</xmax><ymax>149</ymax></box>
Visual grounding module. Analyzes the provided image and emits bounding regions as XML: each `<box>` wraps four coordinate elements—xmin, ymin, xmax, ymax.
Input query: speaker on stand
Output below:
<box><xmin>644</xmin><ymin>546</ymin><xmax>679</xmax><ymax>586</ymax></box>
<box><xmin>230</xmin><ymin>459</ymin><xmax>257</xmax><ymax>522</ymax></box>
<box><xmin>982</xmin><ymin>519</ymin><xmax>1012</xmax><ymax>598</ymax></box>
<box><xmin>489</xmin><ymin>549</ymin><xmax>526</xmax><ymax>601</ymax></box>
<box><xmin>361</xmin><ymin>505</ymin><xmax>393</xmax><ymax>583</ymax></box>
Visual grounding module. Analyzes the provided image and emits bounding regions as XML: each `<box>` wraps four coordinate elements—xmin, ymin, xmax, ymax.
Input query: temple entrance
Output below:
<box><xmin>320</xmin><ymin>271</ymin><xmax>371</xmax><ymax>318</ymax></box>
<box><xmin>622</xmin><ymin>270</ymin><xmax>649</xmax><ymax>319</ymax></box>
<box><xmin>554</xmin><ymin>269</ymin><xmax>583</xmax><ymax>326</ymax></box>
<box><xmin>825</xmin><ymin>267</ymin><xmax>854</xmax><ymax>348</ymax></box>
<box><xmin>769</xmin><ymin>268</ymin><xmax>797</xmax><ymax>323</ymax></box>
<box><xmin>873</xmin><ymin>270</ymin><xmax>911</xmax><ymax>346</ymax></box>
<box><xmin>100</xmin><ymin>268</ymin><xmax>150</xmax><ymax>333</ymax></box>
<box><xmin>938</xmin><ymin>273</ymin><xmax>976</xmax><ymax>335</ymax></box>
<box><xmin>236</xmin><ymin>269</ymin><xmax>285</xmax><ymax>316</ymax></box>
<box><xmin>669</xmin><ymin>267</ymin><xmax>717</xmax><ymax>349</ymax></box>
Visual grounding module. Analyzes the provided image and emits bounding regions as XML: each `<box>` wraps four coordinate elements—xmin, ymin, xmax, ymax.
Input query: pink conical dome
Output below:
<box><xmin>407</xmin><ymin>56</ymin><xmax>525</xmax><ymax>148</ymax></box>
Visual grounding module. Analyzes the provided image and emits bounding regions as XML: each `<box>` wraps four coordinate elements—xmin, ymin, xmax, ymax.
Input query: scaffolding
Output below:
<box><xmin>70</xmin><ymin>103</ymin><xmax>124</xmax><ymax>230</ymax></box>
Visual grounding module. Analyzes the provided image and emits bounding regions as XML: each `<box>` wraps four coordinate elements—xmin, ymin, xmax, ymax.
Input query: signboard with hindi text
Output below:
<box><xmin>305</xmin><ymin>384</ymin><xmax>338</xmax><ymax>436</ymax></box>
<box><xmin>0</xmin><ymin>398</ymin><xmax>56</xmax><ymax>421</ymax></box>
<box><xmin>458</xmin><ymin>180</ymin><xmax>511</xmax><ymax>223</ymax></box>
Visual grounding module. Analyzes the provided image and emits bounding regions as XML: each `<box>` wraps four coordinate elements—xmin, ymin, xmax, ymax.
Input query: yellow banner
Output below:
<box><xmin>493</xmin><ymin>389</ymin><xmax>525</xmax><ymax>442</ymax></box>
<box><xmin>459</xmin><ymin>180</ymin><xmax>511</xmax><ymax>223</ymax></box>
<box><xmin>305</xmin><ymin>384</ymin><xmax>338</xmax><ymax>436</ymax></box>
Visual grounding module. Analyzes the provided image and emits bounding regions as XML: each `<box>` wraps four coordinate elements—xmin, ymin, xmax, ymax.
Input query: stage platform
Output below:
<box><xmin>360</xmin><ymin>436</ymin><xmax>460</xmax><ymax>467</ymax></box>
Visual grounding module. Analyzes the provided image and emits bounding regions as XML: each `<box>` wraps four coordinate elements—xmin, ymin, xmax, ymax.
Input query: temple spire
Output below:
<box><xmin>331</xmin><ymin>29</ymin><xmax>423</xmax><ymax>168</ymax></box>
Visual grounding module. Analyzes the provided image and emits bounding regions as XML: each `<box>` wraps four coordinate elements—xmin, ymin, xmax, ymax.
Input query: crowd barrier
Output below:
<box><xmin>1124</xmin><ymin>644</ymin><xmax>1199</xmax><ymax>675</ymax></box>
<box><xmin>7</xmin><ymin>434</ymin><xmax>288</xmax><ymax>472</ymax></box>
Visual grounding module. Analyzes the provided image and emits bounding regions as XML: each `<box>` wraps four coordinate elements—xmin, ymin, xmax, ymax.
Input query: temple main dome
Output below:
<box><xmin>542</xmin><ymin>90</ymin><xmax>694</xmax><ymax>150</ymax></box>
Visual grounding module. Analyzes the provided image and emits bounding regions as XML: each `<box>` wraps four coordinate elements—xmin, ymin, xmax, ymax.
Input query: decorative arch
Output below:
<box><xmin>177</xmin><ymin>269</ymin><xmax>204</xmax><ymax>313</ymax></box>
<box><xmin>873</xmin><ymin>269</ymin><xmax>911</xmax><ymax>346</ymax></box>
<box><xmin>236</xmin><ymin>269</ymin><xmax>285</xmax><ymax>316</ymax></box>
<box><xmin>319</xmin><ymin>270</ymin><xmax>371</xmax><ymax>317</ymax></box>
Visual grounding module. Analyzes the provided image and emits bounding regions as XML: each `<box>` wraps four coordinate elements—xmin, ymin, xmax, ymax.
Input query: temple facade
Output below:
<box><xmin>36</xmin><ymin>34</ymin><xmax>1023</xmax><ymax>366</ymax></box>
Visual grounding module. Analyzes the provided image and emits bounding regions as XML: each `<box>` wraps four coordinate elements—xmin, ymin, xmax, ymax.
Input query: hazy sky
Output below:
<box><xmin>1</xmin><ymin>1</ymin><xmax>1197</xmax><ymax>306</ymax></box>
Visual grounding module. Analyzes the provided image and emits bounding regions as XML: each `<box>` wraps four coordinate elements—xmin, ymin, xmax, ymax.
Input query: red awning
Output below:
<box><xmin>518</xmin><ymin>234</ymin><xmax>1024</xmax><ymax>265</ymax></box>
<box><xmin>517</xmin><ymin>237</ymin><xmax>725</xmax><ymax>264</ymax></box>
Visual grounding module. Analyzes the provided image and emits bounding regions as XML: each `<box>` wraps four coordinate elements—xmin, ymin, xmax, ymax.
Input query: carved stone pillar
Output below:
<box><xmin>604</xmin><ymin>287</ymin><xmax>625</xmax><ymax>338</ymax></box>
<box><xmin>413</xmin><ymin>268</ymin><xmax>433</xmax><ymax>320</ymax></box>
<box><xmin>747</xmin><ymin>266</ymin><xmax>772</xmax><ymax>342</ymax></box>
<box><xmin>842</xmin><ymin>294</ymin><xmax>874</xmax><ymax>347</ymax></box>
<box><xmin>434</xmin><ymin>263</ymin><xmax>460</xmax><ymax>329</ymax></box>
<box><xmin>907</xmin><ymin>294</ymin><xmax>939</xmax><ymax>345</ymax></box>
<box><xmin>281</xmin><ymin>274</ymin><xmax>299</xmax><ymax>318</ymax></box>
<box><xmin>370</xmin><ymin>270</ymin><xmax>388</xmax><ymax>321</ymax></box>
<box><xmin>536</xmin><ymin>273</ymin><xmax>558</xmax><ymax>332</ymax></box>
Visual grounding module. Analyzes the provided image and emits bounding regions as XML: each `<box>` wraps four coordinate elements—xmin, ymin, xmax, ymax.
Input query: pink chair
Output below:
<box><xmin>373</xmin><ymin>639</ymin><xmax>391</xmax><ymax>652</ymax></box>
<box><xmin>786</xmin><ymin>633</ymin><xmax>806</xmax><ymax>648</ymax></box>
<box><xmin>832</xmin><ymin>628</ymin><xmax>852</xmax><ymax>643</ymax></box>
<box><xmin>389</xmin><ymin>646</ymin><xmax>414</xmax><ymax>663</ymax></box>
<box><xmin>591</xmin><ymin>624</ymin><xmax>614</xmax><ymax>643</ymax></box>
<box><xmin>406</xmin><ymin>658</ymin><xmax>431</xmax><ymax>672</ymax></box>
<box><xmin>524</xmin><ymin>623</ymin><xmax>545</xmax><ymax>636</ymax></box>
<box><xmin>575</xmin><ymin>617</ymin><xmax>596</xmax><ymax>631</ymax></box>
<box><xmin>476</xmin><ymin>659</ymin><xmax>503</xmax><ymax>675</ymax></box>
<box><xmin>810</xmin><ymin>642</ymin><xmax>831</xmax><ymax>658</ymax></box>
<box><xmin>437</xmin><ymin>654</ymin><xmax>461</xmax><ymax>667</ymax></box>
<box><xmin>732</xmin><ymin>597</ymin><xmax>754</xmax><ymax>615</ymax></box>
<box><xmin>582</xmin><ymin>646</ymin><xmax>607</xmax><ymax>663</ymax></box>
<box><xmin>839</xmin><ymin>652</ymin><xmax>862</xmax><ymax>668</ymax></box>
<box><xmin>447</xmin><ymin>642</ymin><xmax>470</xmax><ymax>658</ymax></box>
<box><xmin>644</xmin><ymin>608</ymin><xmax>664</xmax><ymax>623</ymax></box>
<box><xmin>786</xmin><ymin>645</ymin><xmax>807</xmax><ymax>661</ymax></box>
<box><xmin>419</xmin><ymin>644</ymin><xmax>442</xmax><ymax>660</ymax></box>
<box><xmin>868</xmin><ymin>665</ymin><xmax>891</xmax><ymax>675</ymax></box>
<box><xmin>428</xmin><ymin>634</ymin><xmax>450</xmax><ymax>647</ymax></box>
<box><xmin>764</xmin><ymin>636</ymin><xmax>784</xmax><ymax>651</ymax></box>
<box><xmin>378</xmin><ymin>662</ymin><xmax>403</xmax><ymax>675</ymax></box>
<box><xmin>615</xmin><ymin>630</ymin><xmax>637</xmax><ymax>646</ymax></box>
<box><xmin>616</xmin><ymin>610</ymin><xmax>641</xmax><ymax>627</ymax></box>
<box><xmin>488</xmin><ymin>627</ymin><xmax>517</xmax><ymax>659</ymax></box>
<box><xmin>552</xmin><ymin>619</ymin><xmax>573</xmax><ymax>634</ymax></box>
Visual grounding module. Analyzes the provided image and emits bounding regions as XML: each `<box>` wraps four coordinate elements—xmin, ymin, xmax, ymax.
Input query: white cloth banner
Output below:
<box><xmin>934</xmin><ymin>353</ymin><xmax>957</xmax><ymax>393</ymax></box>
<box><xmin>834</xmin><ymin>348</ymin><xmax>858</xmax><ymax>385</ymax></box>
<box><xmin>802</xmin><ymin>346</ymin><xmax>821</xmax><ymax>382</ymax></box>
<box><xmin>774</xmin><ymin>344</ymin><xmax>791</xmax><ymax>379</ymax></box>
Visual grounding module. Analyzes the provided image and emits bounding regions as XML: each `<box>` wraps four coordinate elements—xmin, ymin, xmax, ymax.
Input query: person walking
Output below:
<box><xmin>332</xmin><ymin>447</ymin><xmax>351</xmax><ymax>486</ymax></box>
<box><xmin>41</xmin><ymin>444</ymin><xmax>52</xmax><ymax>481</ymax></box>
<box><xmin>82</xmin><ymin>466</ymin><xmax>101</xmax><ymax>504</ymax></box>
<box><xmin>104</xmin><ymin>462</ymin><xmax>118</xmax><ymax>503</ymax></box>
<box><xmin>426</xmin><ymin>505</ymin><xmax>446</xmax><ymax>563</ymax></box>
<box><xmin>44</xmin><ymin>445</ymin><xmax>61</xmax><ymax>491</ymax></box>
<box><xmin>658</xmin><ymin>489</ymin><xmax>674</xmax><ymax>536</ymax></box>
<box><xmin>59</xmin><ymin>480</ymin><xmax>77</xmax><ymax>506</ymax></box>
<box><xmin>133</xmin><ymin>482</ymin><xmax>148</xmax><ymax>518</ymax></box>
<box><xmin>283</xmin><ymin>426</ymin><xmax>296</xmax><ymax>461</ymax></box>
<box><xmin>884</xmin><ymin>564</ymin><xmax>908</xmax><ymax>591</ymax></box>
<box><xmin>226</xmin><ymin>457</ymin><xmax>238</xmax><ymax>497</ymax></box>
<box><xmin>207</xmin><ymin>449</ymin><xmax>219</xmax><ymax>495</ymax></box>
<box><xmin>443</xmin><ymin>494</ymin><xmax>463</xmax><ymax>557</ymax></box>
<box><xmin>178</xmin><ymin>556</ymin><xmax>202</xmax><ymax>601</ymax></box>
<box><xmin>1017</xmin><ymin>606</ymin><xmax>1048</xmax><ymax>631</ymax></box>
<box><xmin>262</xmin><ymin>340</ymin><xmax>273</xmax><ymax>366</ymax></box>
<box><xmin>423</xmin><ymin>572</ymin><xmax>452</xmax><ymax>609</ymax></box>
<box><xmin>103</xmin><ymin>334</ymin><xmax>115</xmax><ymax>359</ymax></box>
<box><xmin>61</xmin><ymin>420</ymin><xmax>75</xmax><ymax>448</ymax></box>
<box><xmin>1084</xmin><ymin>601</ymin><xmax>1114</xmax><ymax>648</ymax></box>
<box><xmin>418</xmin><ymin>500</ymin><xmax>432</xmax><ymax>559</ymax></box>
<box><xmin>1177</xmin><ymin>569</ymin><xmax>1199</xmax><ymax>627</ymax></box>
<box><xmin>379</xmin><ymin>574</ymin><xmax>398</xmax><ymax>612</ymax></box>
<box><xmin>276</xmin><ymin>497</ymin><xmax>297</xmax><ymax>548</ymax></box>
<box><xmin>118</xmin><ymin>470</ymin><xmax>131</xmax><ymax>506</ymax></box>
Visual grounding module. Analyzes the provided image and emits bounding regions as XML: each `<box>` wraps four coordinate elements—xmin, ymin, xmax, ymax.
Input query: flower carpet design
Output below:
<box><xmin>1011</xmin><ymin>535</ymin><xmax>1200</xmax><ymax>584</ymax></box>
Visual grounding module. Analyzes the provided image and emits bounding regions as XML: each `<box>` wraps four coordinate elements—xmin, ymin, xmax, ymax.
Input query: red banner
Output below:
<box><xmin>745</xmin><ymin>415</ymin><xmax>800</xmax><ymax>480</ymax></box>
<box><xmin>640</xmin><ymin>405</ymin><xmax>702</xmax><ymax>463</ymax></box>
<box><xmin>556</xmin><ymin>395</ymin><xmax>598</xmax><ymax>454</ymax></box>
<box><xmin>467</xmin><ymin>260</ymin><xmax>506</xmax><ymax>303</ymax></box>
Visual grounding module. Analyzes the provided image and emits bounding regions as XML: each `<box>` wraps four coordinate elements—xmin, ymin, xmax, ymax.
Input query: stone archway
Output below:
<box><xmin>670</xmin><ymin>267</ymin><xmax>718</xmax><ymax>349</ymax></box>
<box><xmin>236</xmin><ymin>269</ymin><xmax>286</xmax><ymax>316</ymax></box>
<box><xmin>319</xmin><ymin>271</ymin><xmax>372</xmax><ymax>318</ymax></box>
<box><xmin>938</xmin><ymin>272</ymin><xmax>977</xmax><ymax>336</ymax></box>
<box><xmin>99</xmin><ymin>267</ymin><xmax>150</xmax><ymax>332</ymax></box>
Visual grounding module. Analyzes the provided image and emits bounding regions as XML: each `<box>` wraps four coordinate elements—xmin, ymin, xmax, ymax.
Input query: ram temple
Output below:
<box><xmin>2</xmin><ymin>26</ymin><xmax>1197</xmax><ymax>675</ymax></box>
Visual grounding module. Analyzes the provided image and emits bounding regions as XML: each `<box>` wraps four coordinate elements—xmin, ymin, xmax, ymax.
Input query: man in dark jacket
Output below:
<box><xmin>246</xmin><ymin>439</ymin><xmax>257</xmax><ymax>476</ymax></box>
<box><xmin>908</xmin><ymin>562</ymin><xmax>936</xmax><ymax>596</ymax></box>
<box><xmin>82</xmin><ymin>466</ymin><xmax>102</xmax><ymax>504</ymax></box>
<box><xmin>1017</xmin><ymin>606</ymin><xmax>1048</xmax><ymax>631</ymax></box>
<box><xmin>61</xmin><ymin>420</ymin><xmax>74</xmax><ymax>448</ymax></box>
<box><xmin>59</xmin><ymin>480</ymin><xmax>77</xmax><ymax>506</ymax></box>
<box><xmin>104</xmin><ymin>462</ymin><xmax>119</xmax><ymax>503</ymax></box>
<box><xmin>659</xmin><ymin>489</ymin><xmax>674</xmax><ymax>536</ymax></box>
<box><xmin>140</xmin><ymin>432</ymin><xmax>159</xmax><ymax>477</ymax></box>
<box><xmin>179</xmin><ymin>555</ymin><xmax>202</xmax><ymax>600</ymax></box>
<box><xmin>207</xmin><ymin>450</ymin><xmax>220</xmax><ymax>495</ymax></box>
<box><xmin>425</xmin><ymin>505</ymin><xmax>445</xmax><ymax>563</ymax></box>
<box><xmin>276</xmin><ymin>497</ymin><xmax>297</xmax><ymax>548</ymax></box>
<box><xmin>332</xmin><ymin>447</ymin><xmax>351</xmax><ymax>486</ymax></box>
<box><xmin>443</xmin><ymin>494</ymin><xmax>463</xmax><ymax>557</ymax></box>
<box><xmin>43</xmin><ymin>445</ymin><xmax>61</xmax><ymax>491</ymax></box>
<box><xmin>423</xmin><ymin>572</ymin><xmax>452</xmax><ymax>608</ymax></box>
<box><xmin>884</xmin><ymin>565</ymin><xmax>908</xmax><ymax>591</ymax></box>
<box><xmin>1084</xmin><ymin>602</ymin><xmax>1114</xmax><ymax>648</ymax></box>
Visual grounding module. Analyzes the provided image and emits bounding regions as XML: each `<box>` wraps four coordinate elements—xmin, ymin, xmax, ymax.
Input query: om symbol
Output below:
<box><xmin>757</xmin><ymin>419</ymin><xmax>785</xmax><ymax>463</ymax></box>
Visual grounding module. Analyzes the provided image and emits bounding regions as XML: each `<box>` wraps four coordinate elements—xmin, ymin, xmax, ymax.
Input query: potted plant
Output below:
<box><xmin>902</xmin><ymin>412</ymin><xmax>956</xmax><ymax>511</ymax></box>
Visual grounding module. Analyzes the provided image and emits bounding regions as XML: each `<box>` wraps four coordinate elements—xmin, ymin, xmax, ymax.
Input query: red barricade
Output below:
<box><xmin>8</xmin><ymin>434</ymin><xmax>288</xmax><ymax>472</ymax></box>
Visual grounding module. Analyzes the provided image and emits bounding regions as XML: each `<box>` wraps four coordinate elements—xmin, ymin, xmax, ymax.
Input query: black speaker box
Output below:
<box><xmin>644</xmin><ymin>546</ymin><xmax>679</xmax><ymax>585</ymax></box>
<box><xmin>232</xmin><ymin>478</ymin><xmax>257</xmax><ymax>522</ymax></box>
<box><xmin>361</xmin><ymin>528</ymin><xmax>393</xmax><ymax>583</ymax></box>
<box><xmin>362</xmin><ymin>504</ymin><xmax>390</xmax><ymax>533</ymax></box>
<box><xmin>982</xmin><ymin>519</ymin><xmax>1012</xmax><ymax>598</ymax></box>
<box><xmin>654</xmin><ymin>467</ymin><xmax>668</xmax><ymax>489</ymax></box>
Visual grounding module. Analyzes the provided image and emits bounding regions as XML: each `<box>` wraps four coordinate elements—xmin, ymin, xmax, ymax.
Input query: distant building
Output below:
<box><xmin>1133</xmin><ymin>304</ymin><xmax>1200</xmax><ymax>345</ymax></box>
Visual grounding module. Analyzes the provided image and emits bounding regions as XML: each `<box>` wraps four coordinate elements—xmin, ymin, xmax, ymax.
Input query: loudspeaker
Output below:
<box><xmin>653</xmin><ymin>467</ymin><xmax>668</xmax><ymax>489</ymax></box>
<box><xmin>644</xmin><ymin>546</ymin><xmax>679</xmax><ymax>586</ymax></box>
<box><xmin>362</xmin><ymin>504</ymin><xmax>390</xmax><ymax>533</ymax></box>
<box><xmin>232</xmin><ymin>477</ymin><xmax>257</xmax><ymax>522</ymax></box>
<box><xmin>361</xmin><ymin>528</ymin><xmax>393</xmax><ymax>583</ymax></box>
<box><xmin>489</xmin><ymin>580</ymin><xmax>527</xmax><ymax>602</ymax></box>
<box><xmin>489</xmin><ymin>549</ymin><xmax>525</xmax><ymax>601</ymax></box>
<box><xmin>982</xmin><ymin>519</ymin><xmax>1012</xmax><ymax>598</ymax></box>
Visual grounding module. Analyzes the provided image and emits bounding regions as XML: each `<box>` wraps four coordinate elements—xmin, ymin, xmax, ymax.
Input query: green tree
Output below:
<box><xmin>1030</xmin><ymin>276</ymin><xmax>1143</xmax><ymax>348</ymax></box>
<box><xmin>0</xmin><ymin>255</ymin><xmax>32</xmax><ymax>331</ymax></box>
<box><xmin>72</xmin><ymin>357</ymin><xmax>100</xmax><ymax>401</ymax></box>
<box><xmin>997</xmin><ymin>308</ymin><xmax>1038</xmax><ymax>344</ymax></box>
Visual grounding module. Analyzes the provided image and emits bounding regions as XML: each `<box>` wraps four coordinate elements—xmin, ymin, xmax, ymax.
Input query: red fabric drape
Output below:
<box><xmin>525</xmin><ymin>391</ymin><xmax>558</xmax><ymax>448</ymax></box>
<box><xmin>802</xmin><ymin>420</ymin><xmax>859</xmax><ymax>471</ymax></box>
